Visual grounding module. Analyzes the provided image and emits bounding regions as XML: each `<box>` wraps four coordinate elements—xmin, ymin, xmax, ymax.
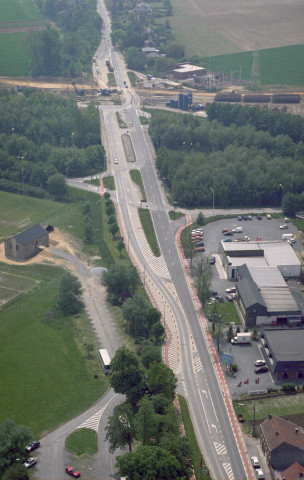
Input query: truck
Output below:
<box><xmin>231</xmin><ymin>332</ymin><xmax>251</xmax><ymax>344</ymax></box>
<box><xmin>282</xmin><ymin>233</ymin><xmax>294</xmax><ymax>241</ymax></box>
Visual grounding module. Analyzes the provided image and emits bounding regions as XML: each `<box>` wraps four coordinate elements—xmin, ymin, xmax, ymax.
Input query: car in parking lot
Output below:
<box><xmin>25</xmin><ymin>441</ymin><xmax>40</xmax><ymax>453</ymax></box>
<box><xmin>280</xmin><ymin>224</ymin><xmax>288</xmax><ymax>229</ymax></box>
<box><xmin>251</xmin><ymin>456</ymin><xmax>260</xmax><ymax>469</ymax></box>
<box><xmin>222</xmin><ymin>238</ymin><xmax>232</xmax><ymax>242</ymax></box>
<box><xmin>226</xmin><ymin>287</ymin><xmax>236</xmax><ymax>293</ymax></box>
<box><xmin>237</xmin><ymin>215</ymin><xmax>242</xmax><ymax>221</ymax></box>
<box><xmin>225</xmin><ymin>294</ymin><xmax>233</xmax><ymax>302</ymax></box>
<box><xmin>242</xmin><ymin>215</ymin><xmax>248</xmax><ymax>220</ymax></box>
<box><xmin>223</xmin><ymin>230</ymin><xmax>233</xmax><ymax>236</ymax></box>
<box><xmin>195</xmin><ymin>246</ymin><xmax>205</xmax><ymax>252</ymax></box>
<box><xmin>257</xmin><ymin>236</ymin><xmax>262</xmax><ymax>241</ymax></box>
<box><xmin>209</xmin><ymin>256</ymin><xmax>215</xmax><ymax>265</ymax></box>
<box><xmin>114</xmin><ymin>158</ymin><xmax>118</xmax><ymax>164</ymax></box>
<box><xmin>289</xmin><ymin>238</ymin><xmax>296</xmax><ymax>244</ymax></box>
<box><xmin>248</xmin><ymin>215</ymin><xmax>252</xmax><ymax>220</ymax></box>
<box><xmin>194</xmin><ymin>241</ymin><xmax>204</xmax><ymax>247</ymax></box>
<box><xmin>266</xmin><ymin>214</ymin><xmax>272</xmax><ymax>219</ymax></box>
<box><xmin>24</xmin><ymin>457</ymin><xmax>37</xmax><ymax>469</ymax></box>
<box><xmin>254</xmin><ymin>360</ymin><xmax>266</xmax><ymax>367</ymax></box>
<box><xmin>222</xmin><ymin>228</ymin><xmax>229</xmax><ymax>233</ymax></box>
<box><xmin>65</xmin><ymin>467</ymin><xmax>81</xmax><ymax>478</ymax></box>
<box><xmin>257</xmin><ymin>215</ymin><xmax>262</xmax><ymax>220</ymax></box>
<box><xmin>254</xmin><ymin>366</ymin><xmax>269</xmax><ymax>374</ymax></box>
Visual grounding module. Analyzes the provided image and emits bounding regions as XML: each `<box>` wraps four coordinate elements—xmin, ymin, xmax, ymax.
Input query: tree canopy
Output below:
<box><xmin>0</xmin><ymin>419</ymin><xmax>32</xmax><ymax>477</ymax></box>
<box><xmin>56</xmin><ymin>272</ymin><xmax>84</xmax><ymax>316</ymax></box>
<box><xmin>102</xmin><ymin>264</ymin><xmax>140</xmax><ymax>304</ymax></box>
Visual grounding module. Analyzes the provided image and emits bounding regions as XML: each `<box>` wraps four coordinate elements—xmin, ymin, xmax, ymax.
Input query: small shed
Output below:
<box><xmin>5</xmin><ymin>224</ymin><xmax>49</xmax><ymax>261</ymax></box>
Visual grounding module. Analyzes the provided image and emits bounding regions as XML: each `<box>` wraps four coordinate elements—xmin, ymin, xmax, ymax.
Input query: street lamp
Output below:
<box><xmin>210</xmin><ymin>187</ymin><xmax>215</xmax><ymax>217</ymax></box>
<box><xmin>279</xmin><ymin>183</ymin><xmax>284</xmax><ymax>212</ymax></box>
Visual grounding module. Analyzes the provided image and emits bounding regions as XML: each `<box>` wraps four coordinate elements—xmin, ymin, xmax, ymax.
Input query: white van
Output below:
<box><xmin>233</xmin><ymin>227</ymin><xmax>243</xmax><ymax>233</ymax></box>
<box><xmin>282</xmin><ymin>233</ymin><xmax>294</xmax><ymax>241</ymax></box>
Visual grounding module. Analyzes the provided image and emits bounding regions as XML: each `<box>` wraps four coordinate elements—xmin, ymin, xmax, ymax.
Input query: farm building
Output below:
<box><xmin>173</xmin><ymin>64</ymin><xmax>206</xmax><ymax>80</ymax></box>
<box><xmin>260</xmin><ymin>329</ymin><xmax>304</xmax><ymax>380</ymax></box>
<box><xmin>5</xmin><ymin>224</ymin><xmax>49</xmax><ymax>261</ymax></box>
<box><xmin>260</xmin><ymin>414</ymin><xmax>304</xmax><ymax>470</ymax></box>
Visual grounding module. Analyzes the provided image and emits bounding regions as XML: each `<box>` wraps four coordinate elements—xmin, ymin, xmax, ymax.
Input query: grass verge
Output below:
<box><xmin>138</xmin><ymin>208</ymin><xmax>160</xmax><ymax>257</ymax></box>
<box><xmin>178</xmin><ymin>395</ymin><xmax>209</xmax><ymax>479</ymax></box>
<box><xmin>127</xmin><ymin>71</ymin><xmax>137</xmax><ymax>87</ymax></box>
<box><xmin>116</xmin><ymin>112</ymin><xmax>127</xmax><ymax>129</ymax></box>
<box><xmin>103</xmin><ymin>176</ymin><xmax>115</xmax><ymax>190</ymax></box>
<box><xmin>107</xmin><ymin>72</ymin><xmax>116</xmax><ymax>86</ymax></box>
<box><xmin>65</xmin><ymin>428</ymin><xmax>98</xmax><ymax>456</ymax></box>
<box><xmin>139</xmin><ymin>116</ymin><xmax>149</xmax><ymax>125</ymax></box>
<box><xmin>129</xmin><ymin>169</ymin><xmax>146</xmax><ymax>201</ymax></box>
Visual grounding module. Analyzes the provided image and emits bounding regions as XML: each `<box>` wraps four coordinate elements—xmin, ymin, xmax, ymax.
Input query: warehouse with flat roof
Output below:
<box><xmin>173</xmin><ymin>64</ymin><xmax>206</xmax><ymax>80</ymax></box>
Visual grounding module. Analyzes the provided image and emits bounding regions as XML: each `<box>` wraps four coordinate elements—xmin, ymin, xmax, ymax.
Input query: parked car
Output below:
<box><xmin>248</xmin><ymin>215</ymin><xmax>252</xmax><ymax>220</ymax></box>
<box><xmin>254</xmin><ymin>366</ymin><xmax>269</xmax><ymax>374</ymax></box>
<box><xmin>25</xmin><ymin>441</ymin><xmax>40</xmax><ymax>453</ymax></box>
<box><xmin>209</xmin><ymin>256</ymin><xmax>215</xmax><ymax>265</ymax></box>
<box><xmin>266</xmin><ymin>214</ymin><xmax>272</xmax><ymax>219</ymax></box>
<box><xmin>226</xmin><ymin>287</ymin><xmax>236</xmax><ymax>293</ymax></box>
<box><xmin>223</xmin><ymin>231</ymin><xmax>233</xmax><ymax>236</ymax></box>
<box><xmin>289</xmin><ymin>238</ymin><xmax>296</xmax><ymax>244</ymax></box>
<box><xmin>254</xmin><ymin>360</ymin><xmax>266</xmax><ymax>367</ymax></box>
<box><xmin>222</xmin><ymin>238</ymin><xmax>232</xmax><ymax>242</ymax></box>
<box><xmin>65</xmin><ymin>467</ymin><xmax>81</xmax><ymax>478</ymax></box>
<box><xmin>114</xmin><ymin>158</ymin><xmax>118</xmax><ymax>164</ymax></box>
<box><xmin>280</xmin><ymin>224</ymin><xmax>288</xmax><ymax>229</ymax></box>
<box><xmin>225</xmin><ymin>294</ymin><xmax>233</xmax><ymax>302</ymax></box>
<box><xmin>256</xmin><ymin>468</ymin><xmax>265</xmax><ymax>479</ymax></box>
<box><xmin>194</xmin><ymin>241</ymin><xmax>204</xmax><ymax>247</ymax></box>
<box><xmin>257</xmin><ymin>236</ymin><xmax>262</xmax><ymax>241</ymax></box>
<box><xmin>222</xmin><ymin>228</ymin><xmax>229</xmax><ymax>233</ymax></box>
<box><xmin>242</xmin><ymin>215</ymin><xmax>248</xmax><ymax>220</ymax></box>
<box><xmin>251</xmin><ymin>457</ymin><xmax>260</xmax><ymax>468</ymax></box>
<box><xmin>257</xmin><ymin>215</ymin><xmax>262</xmax><ymax>220</ymax></box>
<box><xmin>24</xmin><ymin>457</ymin><xmax>37</xmax><ymax>469</ymax></box>
<box><xmin>237</xmin><ymin>215</ymin><xmax>242</xmax><ymax>221</ymax></box>
<box><xmin>195</xmin><ymin>246</ymin><xmax>205</xmax><ymax>252</ymax></box>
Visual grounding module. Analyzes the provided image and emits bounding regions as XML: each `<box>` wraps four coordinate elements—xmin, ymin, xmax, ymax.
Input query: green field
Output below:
<box><xmin>0</xmin><ymin>32</ymin><xmax>31</xmax><ymax>76</ymax></box>
<box><xmin>202</xmin><ymin>44</ymin><xmax>304</xmax><ymax>86</ymax></box>
<box><xmin>0</xmin><ymin>269</ymin><xmax>38</xmax><ymax>304</ymax></box>
<box><xmin>0</xmin><ymin>0</ymin><xmax>42</xmax><ymax>22</ymax></box>
<box><xmin>0</xmin><ymin>263</ymin><xmax>108</xmax><ymax>436</ymax></box>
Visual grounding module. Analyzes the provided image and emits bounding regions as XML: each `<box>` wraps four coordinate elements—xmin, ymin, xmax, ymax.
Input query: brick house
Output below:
<box><xmin>260</xmin><ymin>414</ymin><xmax>304</xmax><ymax>469</ymax></box>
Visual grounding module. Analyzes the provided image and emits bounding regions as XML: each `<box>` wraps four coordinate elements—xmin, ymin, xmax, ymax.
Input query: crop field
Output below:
<box><xmin>201</xmin><ymin>44</ymin><xmax>304</xmax><ymax>86</ymax></box>
<box><xmin>170</xmin><ymin>0</ymin><xmax>304</xmax><ymax>58</ymax></box>
<box><xmin>0</xmin><ymin>0</ymin><xmax>44</xmax><ymax>76</ymax></box>
<box><xmin>0</xmin><ymin>269</ymin><xmax>38</xmax><ymax>305</ymax></box>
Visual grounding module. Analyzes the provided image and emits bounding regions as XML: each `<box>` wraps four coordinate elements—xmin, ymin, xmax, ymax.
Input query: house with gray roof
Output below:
<box><xmin>5</xmin><ymin>224</ymin><xmax>49</xmax><ymax>261</ymax></box>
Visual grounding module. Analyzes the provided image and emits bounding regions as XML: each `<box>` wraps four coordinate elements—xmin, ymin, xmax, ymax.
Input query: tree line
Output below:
<box><xmin>148</xmin><ymin>106</ymin><xmax>304</xmax><ymax>209</ymax></box>
<box><xmin>0</xmin><ymin>89</ymin><xmax>105</xmax><ymax>199</ymax></box>
<box><xmin>106</xmin><ymin>345</ymin><xmax>193</xmax><ymax>480</ymax></box>
<box><xmin>27</xmin><ymin>0</ymin><xmax>102</xmax><ymax>77</ymax></box>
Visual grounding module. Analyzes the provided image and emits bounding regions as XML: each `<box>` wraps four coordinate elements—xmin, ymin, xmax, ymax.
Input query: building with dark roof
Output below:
<box><xmin>260</xmin><ymin>329</ymin><xmax>304</xmax><ymax>380</ymax></box>
<box><xmin>260</xmin><ymin>414</ymin><xmax>304</xmax><ymax>469</ymax></box>
<box><xmin>5</xmin><ymin>224</ymin><xmax>49</xmax><ymax>261</ymax></box>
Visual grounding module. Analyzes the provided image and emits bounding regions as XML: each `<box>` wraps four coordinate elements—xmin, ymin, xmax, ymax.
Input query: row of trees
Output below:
<box><xmin>0</xmin><ymin>90</ymin><xmax>105</xmax><ymax>197</ymax></box>
<box><xmin>106</xmin><ymin>346</ymin><xmax>193</xmax><ymax>479</ymax></box>
<box><xmin>149</xmin><ymin>108</ymin><xmax>304</xmax><ymax>209</ymax></box>
<box><xmin>27</xmin><ymin>0</ymin><xmax>102</xmax><ymax>77</ymax></box>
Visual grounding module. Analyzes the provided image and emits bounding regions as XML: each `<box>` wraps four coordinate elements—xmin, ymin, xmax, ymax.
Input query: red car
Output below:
<box><xmin>222</xmin><ymin>228</ymin><xmax>229</xmax><ymax>233</ymax></box>
<box><xmin>195</xmin><ymin>246</ymin><xmax>205</xmax><ymax>252</ymax></box>
<box><xmin>65</xmin><ymin>467</ymin><xmax>81</xmax><ymax>478</ymax></box>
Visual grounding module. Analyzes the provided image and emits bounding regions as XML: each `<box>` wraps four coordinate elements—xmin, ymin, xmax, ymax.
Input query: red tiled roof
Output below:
<box><xmin>261</xmin><ymin>415</ymin><xmax>304</xmax><ymax>451</ymax></box>
<box><xmin>279</xmin><ymin>461</ymin><xmax>304</xmax><ymax>480</ymax></box>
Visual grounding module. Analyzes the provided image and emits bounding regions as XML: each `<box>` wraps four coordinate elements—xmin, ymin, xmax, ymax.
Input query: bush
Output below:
<box><xmin>231</xmin><ymin>363</ymin><xmax>238</xmax><ymax>373</ymax></box>
<box><xmin>282</xmin><ymin>383</ymin><xmax>296</xmax><ymax>392</ymax></box>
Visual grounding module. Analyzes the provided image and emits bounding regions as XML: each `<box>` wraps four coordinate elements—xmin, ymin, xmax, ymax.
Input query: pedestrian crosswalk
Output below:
<box><xmin>76</xmin><ymin>407</ymin><xmax>105</xmax><ymax>432</ymax></box>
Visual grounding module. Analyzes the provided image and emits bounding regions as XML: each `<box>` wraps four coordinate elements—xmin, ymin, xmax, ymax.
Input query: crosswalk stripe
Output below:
<box><xmin>222</xmin><ymin>462</ymin><xmax>234</xmax><ymax>480</ymax></box>
<box><xmin>76</xmin><ymin>407</ymin><xmax>105</xmax><ymax>432</ymax></box>
<box><xmin>214</xmin><ymin>442</ymin><xmax>227</xmax><ymax>456</ymax></box>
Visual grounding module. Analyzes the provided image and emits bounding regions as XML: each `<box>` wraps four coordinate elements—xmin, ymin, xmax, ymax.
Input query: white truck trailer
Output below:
<box><xmin>231</xmin><ymin>332</ymin><xmax>251</xmax><ymax>344</ymax></box>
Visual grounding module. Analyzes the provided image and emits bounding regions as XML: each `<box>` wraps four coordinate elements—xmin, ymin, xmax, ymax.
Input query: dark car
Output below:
<box><xmin>65</xmin><ymin>467</ymin><xmax>81</xmax><ymax>478</ymax></box>
<box><xmin>194</xmin><ymin>241</ymin><xmax>204</xmax><ymax>247</ymax></box>
<box><xmin>225</xmin><ymin>294</ymin><xmax>233</xmax><ymax>302</ymax></box>
<box><xmin>242</xmin><ymin>215</ymin><xmax>248</xmax><ymax>220</ymax></box>
<box><xmin>254</xmin><ymin>366</ymin><xmax>269</xmax><ymax>374</ymax></box>
<box><xmin>237</xmin><ymin>215</ymin><xmax>242</xmax><ymax>221</ymax></box>
<box><xmin>257</xmin><ymin>215</ymin><xmax>262</xmax><ymax>220</ymax></box>
<box><xmin>223</xmin><ymin>231</ymin><xmax>233</xmax><ymax>236</ymax></box>
<box><xmin>25</xmin><ymin>441</ymin><xmax>40</xmax><ymax>453</ymax></box>
<box><xmin>209</xmin><ymin>256</ymin><xmax>215</xmax><ymax>265</ymax></box>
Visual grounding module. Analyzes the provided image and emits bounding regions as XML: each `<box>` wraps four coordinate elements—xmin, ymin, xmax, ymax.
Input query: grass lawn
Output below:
<box><xmin>0</xmin><ymin>263</ymin><xmax>108</xmax><ymax>437</ymax></box>
<box><xmin>103</xmin><ymin>176</ymin><xmax>115</xmax><ymax>190</ymax></box>
<box><xmin>65</xmin><ymin>428</ymin><xmax>98</xmax><ymax>456</ymax></box>
<box><xmin>204</xmin><ymin>302</ymin><xmax>241</xmax><ymax>325</ymax></box>
<box><xmin>0</xmin><ymin>33</ymin><xmax>31</xmax><ymax>76</ymax></box>
<box><xmin>127</xmin><ymin>71</ymin><xmax>137</xmax><ymax>87</ymax></box>
<box><xmin>129</xmin><ymin>169</ymin><xmax>146</xmax><ymax>201</ymax></box>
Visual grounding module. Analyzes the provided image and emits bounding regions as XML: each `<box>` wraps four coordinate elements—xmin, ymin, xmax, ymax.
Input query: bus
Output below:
<box><xmin>99</xmin><ymin>348</ymin><xmax>111</xmax><ymax>374</ymax></box>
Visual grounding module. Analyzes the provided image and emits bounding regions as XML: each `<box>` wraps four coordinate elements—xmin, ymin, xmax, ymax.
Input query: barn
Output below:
<box><xmin>5</xmin><ymin>224</ymin><xmax>49</xmax><ymax>261</ymax></box>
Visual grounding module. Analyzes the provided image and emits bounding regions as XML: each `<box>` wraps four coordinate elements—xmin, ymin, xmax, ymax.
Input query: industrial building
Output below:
<box><xmin>173</xmin><ymin>64</ymin><xmax>206</xmax><ymax>80</ymax></box>
<box><xmin>260</xmin><ymin>329</ymin><xmax>304</xmax><ymax>380</ymax></box>
<box><xmin>219</xmin><ymin>241</ymin><xmax>302</xmax><ymax>327</ymax></box>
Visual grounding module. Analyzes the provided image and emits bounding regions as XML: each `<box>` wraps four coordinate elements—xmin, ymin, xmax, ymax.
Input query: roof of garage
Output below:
<box><xmin>263</xmin><ymin>242</ymin><xmax>301</xmax><ymax>267</ymax></box>
<box><xmin>260</xmin><ymin>286</ymin><xmax>300</xmax><ymax>313</ymax></box>
<box><xmin>262</xmin><ymin>329</ymin><xmax>304</xmax><ymax>362</ymax></box>
<box><xmin>249</xmin><ymin>267</ymin><xmax>287</xmax><ymax>287</ymax></box>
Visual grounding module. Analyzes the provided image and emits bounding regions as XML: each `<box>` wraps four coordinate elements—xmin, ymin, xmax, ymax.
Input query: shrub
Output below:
<box><xmin>231</xmin><ymin>364</ymin><xmax>238</xmax><ymax>373</ymax></box>
<box><xmin>282</xmin><ymin>383</ymin><xmax>296</xmax><ymax>392</ymax></box>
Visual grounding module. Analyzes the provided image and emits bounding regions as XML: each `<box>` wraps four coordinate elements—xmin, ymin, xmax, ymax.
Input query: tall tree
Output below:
<box><xmin>147</xmin><ymin>363</ymin><xmax>177</xmax><ymax>401</ymax></box>
<box><xmin>195</xmin><ymin>257</ymin><xmax>212</xmax><ymax>307</ymax></box>
<box><xmin>110</xmin><ymin>346</ymin><xmax>145</xmax><ymax>406</ymax></box>
<box><xmin>56</xmin><ymin>272</ymin><xmax>84</xmax><ymax>316</ymax></box>
<box><xmin>105</xmin><ymin>403</ymin><xmax>136</xmax><ymax>452</ymax></box>
<box><xmin>0</xmin><ymin>419</ymin><xmax>32</xmax><ymax>477</ymax></box>
<box><xmin>102</xmin><ymin>265</ymin><xmax>140</xmax><ymax>304</ymax></box>
<box><xmin>135</xmin><ymin>397</ymin><xmax>158</xmax><ymax>445</ymax></box>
